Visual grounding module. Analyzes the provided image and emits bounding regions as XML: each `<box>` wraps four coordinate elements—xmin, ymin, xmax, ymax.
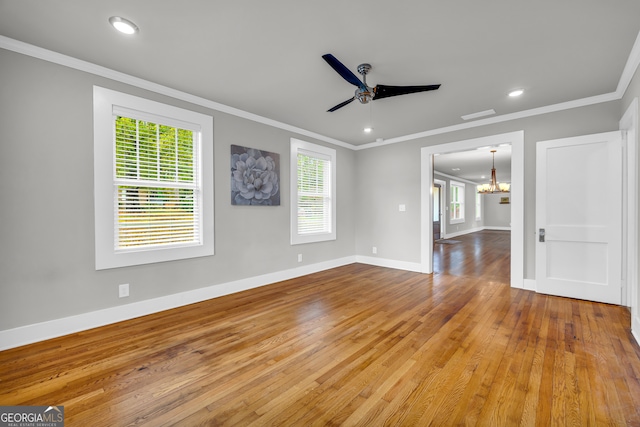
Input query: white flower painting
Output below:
<box><xmin>231</xmin><ymin>145</ymin><xmax>280</xmax><ymax>206</ymax></box>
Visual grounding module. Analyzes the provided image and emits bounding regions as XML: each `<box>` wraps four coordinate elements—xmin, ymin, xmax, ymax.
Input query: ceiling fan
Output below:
<box><xmin>322</xmin><ymin>53</ymin><xmax>441</xmax><ymax>112</ymax></box>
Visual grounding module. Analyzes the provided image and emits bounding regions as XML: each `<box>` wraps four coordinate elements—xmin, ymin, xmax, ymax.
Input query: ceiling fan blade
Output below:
<box><xmin>327</xmin><ymin>97</ymin><xmax>356</xmax><ymax>112</ymax></box>
<box><xmin>373</xmin><ymin>84</ymin><xmax>441</xmax><ymax>100</ymax></box>
<box><xmin>322</xmin><ymin>54</ymin><xmax>367</xmax><ymax>90</ymax></box>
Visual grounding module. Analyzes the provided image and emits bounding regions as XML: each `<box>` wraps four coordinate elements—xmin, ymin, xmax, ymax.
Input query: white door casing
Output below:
<box><xmin>420</xmin><ymin>130</ymin><xmax>524</xmax><ymax>289</ymax></box>
<box><xmin>536</xmin><ymin>131</ymin><xmax>622</xmax><ymax>304</ymax></box>
<box><xmin>620</xmin><ymin>98</ymin><xmax>639</xmax><ymax>342</ymax></box>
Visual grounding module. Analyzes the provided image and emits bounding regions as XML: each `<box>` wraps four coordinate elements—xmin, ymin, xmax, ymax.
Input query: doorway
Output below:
<box><xmin>433</xmin><ymin>180</ymin><xmax>446</xmax><ymax>240</ymax></box>
<box><xmin>420</xmin><ymin>131</ymin><xmax>525</xmax><ymax>289</ymax></box>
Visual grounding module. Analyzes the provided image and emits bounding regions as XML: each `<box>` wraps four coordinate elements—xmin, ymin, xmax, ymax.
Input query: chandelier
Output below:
<box><xmin>477</xmin><ymin>150</ymin><xmax>510</xmax><ymax>193</ymax></box>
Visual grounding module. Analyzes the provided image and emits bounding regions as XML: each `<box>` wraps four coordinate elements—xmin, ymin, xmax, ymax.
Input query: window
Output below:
<box><xmin>475</xmin><ymin>192</ymin><xmax>482</xmax><ymax>221</ymax></box>
<box><xmin>94</xmin><ymin>86</ymin><xmax>214</xmax><ymax>269</ymax></box>
<box><xmin>433</xmin><ymin>185</ymin><xmax>441</xmax><ymax>222</ymax></box>
<box><xmin>450</xmin><ymin>181</ymin><xmax>465</xmax><ymax>224</ymax></box>
<box><xmin>290</xmin><ymin>138</ymin><xmax>336</xmax><ymax>244</ymax></box>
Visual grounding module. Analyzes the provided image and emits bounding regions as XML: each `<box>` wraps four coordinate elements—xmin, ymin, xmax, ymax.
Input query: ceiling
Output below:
<box><xmin>435</xmin><ymin>146</ymin><xmax>511</xmax><ymax>184</ymax></box>
<box><xmin>1</xmin><ymin>1</ymin><xmax>639</xmax><ymax>146</ymax></box>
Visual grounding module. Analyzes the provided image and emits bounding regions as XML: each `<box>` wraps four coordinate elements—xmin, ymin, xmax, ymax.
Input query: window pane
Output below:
<box><xmin>115</xmin><ymin>116</ymin><xmax>198</xmax><ymax>250</ymax></box>
<box><xmin>297</xmin><ymin>153</ymin><xmax>331</xmax><ymax>235</ymax></box>
<box><xmin>117</xmin><ymin>186</ymin><xmax>197</xmax><ymax>249</ymax></box>
<box><xmin>115</xmin><ymin>117</ymin><xmax>138</xmax><ymax>179</ymax></box>
<box><xmin>450</xmin><ymin>182</ymin><xmax>465</xmax><ymax>221</ymax></box>
<box><xmin>290</xmin><ymin>138</ymin><xmax>336</xmax><ymax>245</ymax></box>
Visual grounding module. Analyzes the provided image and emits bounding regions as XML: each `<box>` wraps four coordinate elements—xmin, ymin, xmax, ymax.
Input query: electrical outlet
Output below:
<box><xmin>399</xmin><ymin>204</ymin><xmax>406</xmax><ymax>212</ymax></box>
<box><xmin>119</xmin><ymin>283</ymin><xmax>129</xmax><ymax>298</ymax></box>
<box><xmin>297</xmin><ymin>254</ymin><xmax>303</xmax><ymax>263</ymax></box>
<box><xmin>372</xmin><ymin>246</ymin><xmax>377</xmax><ymax>254</ymax></box>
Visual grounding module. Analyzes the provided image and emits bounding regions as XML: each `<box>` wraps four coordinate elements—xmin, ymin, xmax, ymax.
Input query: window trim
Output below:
<box><xmin>290</xmin><ymin>138</ymin><xmax>337</xmax><ymax>245</ymax></box>
<box><xmin>450</xmin><ymin>180</ymin><xmax>466</xmax><ymax>224</ymax></box>
<box><xmin>94</xmin><ymin>86</ymin><xmax>214</xmax><ymax>270</ymax></box>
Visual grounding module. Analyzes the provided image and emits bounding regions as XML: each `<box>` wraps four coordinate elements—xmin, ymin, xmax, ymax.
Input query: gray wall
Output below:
<box><xmin>434</xmin><ymin>173</ymin><xmax>483</xmax><ymax>236</ymax></box>
<box><xmin>354</xmin><ymin>102</ymin><xmax>621</xmax><ymax>279</ymax></box>
<box><xmin>622</xmin><ymin>59</ymin><xmax>640</xmax><ymax>118</ymax></box>
<box><xmin>0</xmin><ymin>49</ymin><xmax>356</xmax><ymax>330</ymax></box>
<box><xmin>0</xmin><ymin>45</ymin><xmax>633</xmax><ymax>333</ymax></box>
<box><xmin>483</xmin><ymin>193</ymin><xmax>511</xmax><ymax>228</ymax></box>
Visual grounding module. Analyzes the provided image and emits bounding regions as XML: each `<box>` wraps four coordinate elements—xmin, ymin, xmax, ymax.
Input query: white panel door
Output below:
<box><xmin>536</xmin><ymin>131</ymin><xmax>622</xmax><ymax>304</ymax></box>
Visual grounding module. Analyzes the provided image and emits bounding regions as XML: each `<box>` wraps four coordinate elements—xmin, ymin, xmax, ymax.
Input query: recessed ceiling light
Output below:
<box><xmin>363</xmin><ymin>127</ymin><xmax>373</xmax><ymax>133</ymax></box>
<box><xmin>109</xmin><ymin>16</ymin><xmax>139</xmax><ymax>35</ymax></box>
<box><xmin>452</xmin><ymin>168</ymin><xmax>461</xmax><ymax>171</ymax></box>
<box><xmin>508</xmin><ymin>89</ymin><xmax>524</xmax><ymax>97</ymax></box>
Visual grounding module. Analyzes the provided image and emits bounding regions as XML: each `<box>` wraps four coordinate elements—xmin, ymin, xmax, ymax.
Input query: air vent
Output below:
<box><xmin>461</xmin><ymin>109</ymin><xmax>496</xmax><ymax>121</ymax></box>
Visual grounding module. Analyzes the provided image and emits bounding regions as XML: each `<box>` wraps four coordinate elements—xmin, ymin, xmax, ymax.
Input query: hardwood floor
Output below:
<box><xmin>2</xmin><ymin>230</ymin><xmax>640</xmax><ymax>425</ymax></box>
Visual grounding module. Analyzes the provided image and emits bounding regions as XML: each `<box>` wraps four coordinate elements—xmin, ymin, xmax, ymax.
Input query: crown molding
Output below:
<box><xmin>434</xmin><ymin>171</ymin><xmax>481</xmax><ymax>186</ymax></box>
<box><xmin>355</xmin><ymin>92</ymin><xmax>620</xmax><ymax>150</ymax></box>
<box><xmin>358</xmin><ymin>30</ymin><xmax>640</xmax><ymax>150</ymax></box>
<box><xmin>0</xmin><ymin>35</ymin><xmax>356</xmax><ymax>151</ymax></box>
<box><xmin>617</xmin><ymin>30</ymin><xmax>640</xmax><ymax>97</ymax></box>
<box><xmin>2</xmin><ymin>30</ymin><xmax>639</xmax><ymax>152</ymax></box>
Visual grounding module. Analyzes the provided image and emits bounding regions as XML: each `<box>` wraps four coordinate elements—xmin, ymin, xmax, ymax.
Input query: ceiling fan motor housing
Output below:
<box><xmin>355</xmin><ymin>87</ymin><xmax>374</xmax><ymax>104</ymax></box>
<box><xmin>355</xmin><ymin>63</ymin><xmax>373</xmax><ymax>103</ymax></box>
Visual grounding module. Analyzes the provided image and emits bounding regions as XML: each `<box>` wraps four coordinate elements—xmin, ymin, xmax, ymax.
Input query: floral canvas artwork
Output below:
<box><xmin>231</xmin><ymin>145</ymin><xmax>280</xmax><ymax>206</ymax></box>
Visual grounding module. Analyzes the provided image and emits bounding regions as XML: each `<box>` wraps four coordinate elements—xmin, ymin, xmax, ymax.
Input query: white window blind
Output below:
<box><xmin>290</xmin><ymin>138</ymin><xmax>336</xmax><ymax>245</ymax></box>
<box><xmin>297</xmin><ymin>150</ymin><xmax>332</xmax><ymax>235</ymax></box>
<box><xmin>94</xmin><ymin>86</ymin><xmax>213</xmax><ymax>270</ymax></box>
<box><xmin>114</xmin><ymin>116</ymin><xmax>201</xmax><ymax>250</ymax></box>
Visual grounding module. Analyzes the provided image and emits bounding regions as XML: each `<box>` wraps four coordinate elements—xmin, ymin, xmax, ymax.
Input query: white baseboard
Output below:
<box><xmin>0</xmin><ymin>256</ymin><xmax>356</xmax><ymax>351</ymax></box>
<box><xmin>443</xmin><ymin>227</ymin><xmax>484</xmax><ymax>239</ymax></box>
<box><xmin>444</xmin><ymin>226</ymin><xmax>511</xmax><ymax>239</ymax></box>
<box><xmin>355</xmin><ymin>256</ymin><xmax>423</xmax><ymax>273</ymax></box>
<box><xmin>483</xmin><ymin>226</ymin><xmax>512</xmax><ymax>231</ymax></box>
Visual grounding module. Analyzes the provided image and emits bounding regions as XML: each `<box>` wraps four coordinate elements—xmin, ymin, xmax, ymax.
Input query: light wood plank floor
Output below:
<box><xmin>2</xmin><ymin>230</ymin><xmax>640</xmax><ymax>425</ymax></box>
